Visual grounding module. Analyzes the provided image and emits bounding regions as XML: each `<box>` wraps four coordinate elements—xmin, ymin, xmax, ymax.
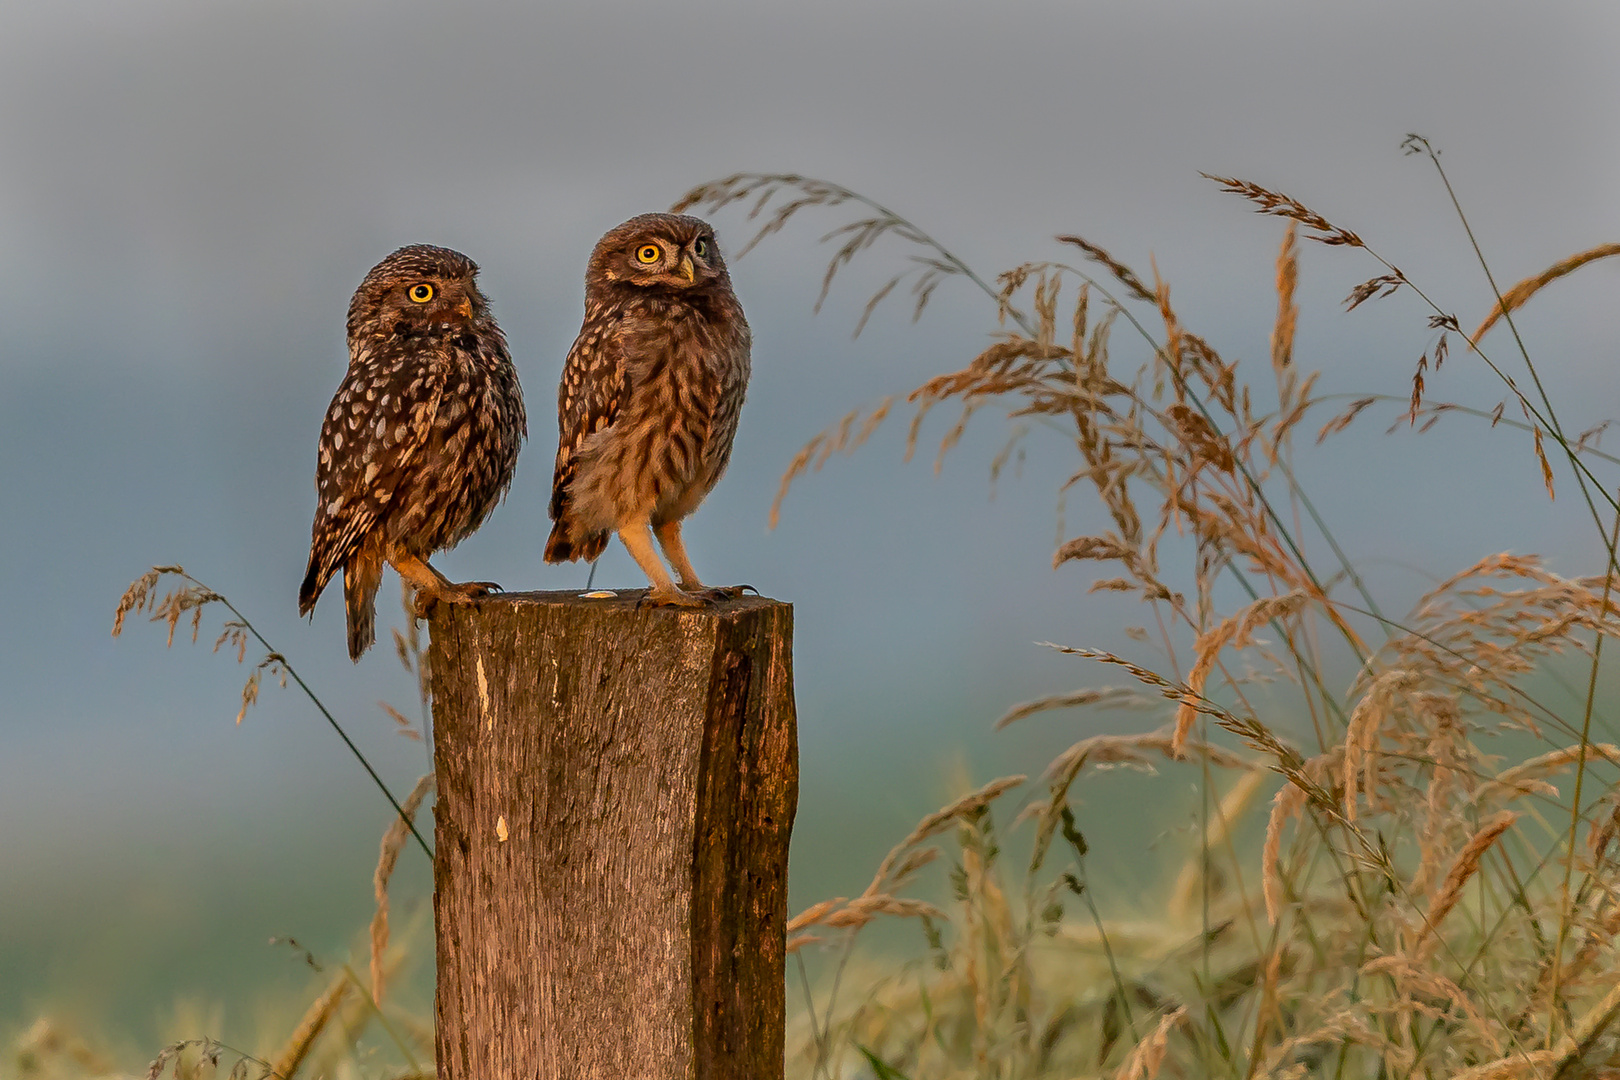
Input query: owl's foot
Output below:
<box><xmin>410</xmin><ymin>580</ymin><xmax>502</xmax><ymax>618</ymax></box>
<box><xmin>450</xmin><ymin>580</ymin><xmax>503</xmax><ymax>599</ymax></box>
<box><xmin>638</xmin><ymin>584</ymin><xmax>709</xmax><ymax>609</ymax></box>
<box><xmin>687</xmin><ymin>584</ymin><xmax>756</xmax><ymax>602</ymax></box>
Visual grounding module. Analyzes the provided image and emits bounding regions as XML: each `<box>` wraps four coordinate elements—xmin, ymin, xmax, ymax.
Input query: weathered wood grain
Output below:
<box><xmin>429</xmin><ymin>590</ymin><xmax>797</xmax><ymax>1080</ymax></box>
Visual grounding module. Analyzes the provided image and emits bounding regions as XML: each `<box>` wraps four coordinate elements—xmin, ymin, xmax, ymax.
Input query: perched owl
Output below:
<box><xmin>300</xmin><ymin>244</ymin><xmax>527</xmax><ymax>660</ymax></box>
<box><xmin>544</xmin><ymin>213</ymin><xmax>750</xmax><ymax>606</ymax></box>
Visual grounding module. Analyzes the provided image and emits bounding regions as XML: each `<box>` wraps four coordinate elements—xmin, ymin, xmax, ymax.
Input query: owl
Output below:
<box><xmin>544</xmin><ymin>213</ymin><xmax>751</xmax><ymax>606</ymax></box>
<box><xmin>299</xmin><ymin>244</ymin><xmax>527</xmax><ymax>660</ymax></box>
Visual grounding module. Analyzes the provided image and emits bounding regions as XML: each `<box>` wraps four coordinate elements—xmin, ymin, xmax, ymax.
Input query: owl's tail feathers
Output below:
<box><xmin>342</xmin><ymin>552</ymin><xmax>383</xmax><ymax>662</ymax></box>
<box><xmin>298</xmin><ymin>555</ymin><xmax>330</xmax><ymax>617</ymax></box>
<box><xmin>544</xmin><ymin>519</ymin><xmax>609</xmax><ymax>564</ymax></box>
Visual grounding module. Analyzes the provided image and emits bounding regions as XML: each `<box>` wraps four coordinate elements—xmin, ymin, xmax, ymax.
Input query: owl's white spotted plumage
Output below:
<box><xmin>544</xmin><ymin>213</ymin><xmax>751</xmax><ymax>606</ymax></box>
<box><xmin>300</xmin><ymin>244</ymin><xmax>526</xmax><ymax>659</ymax></box>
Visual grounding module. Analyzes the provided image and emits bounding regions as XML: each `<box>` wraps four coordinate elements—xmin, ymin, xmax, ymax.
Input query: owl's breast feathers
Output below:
<box><xmin>300</xmin><ymin>328</ymin><xmax>525</xmax><ymax>613</ymax></box>
<box><xmin>546</xmin><ymin>291</ymin><xmax>750</xmax><ymax>553</ymax></box>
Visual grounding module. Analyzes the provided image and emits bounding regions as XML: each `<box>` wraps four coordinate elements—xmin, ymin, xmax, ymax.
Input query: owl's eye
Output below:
<box><xmin>408</xmin><ymin>283</ymin><xmax>435</xmax><ymax>303</ymax></box>
<box><xmin>636</xmin><ymin>244</ymin><xmax>662</xmax><ymax>265</ymax></box>
<box><xmin>693</xmin><ymin>238</ymin><xmax>708</xmax><ymax>257</ymax></box>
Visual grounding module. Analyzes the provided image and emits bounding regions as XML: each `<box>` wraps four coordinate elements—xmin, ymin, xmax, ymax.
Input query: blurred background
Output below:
<box><xmin>2</xmin><ymin>0</ymin><xmax>1617</xmax><ymax>1064</ymax></box>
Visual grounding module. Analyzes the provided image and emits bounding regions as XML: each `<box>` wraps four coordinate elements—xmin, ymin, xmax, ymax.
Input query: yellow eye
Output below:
<box><xmin>636</xmin><ymin>244</ymin><xmax>662</xmax><ymax>265</ymax></box>
<box><xmin>693</xmin><ymin>238</ymin><xmax>708</xmax><ymax>257</ymax></box>
<box><xmin>408</xmin><ymin>283</ymin><xmax>435</xmax><ymax>303</ymax></box>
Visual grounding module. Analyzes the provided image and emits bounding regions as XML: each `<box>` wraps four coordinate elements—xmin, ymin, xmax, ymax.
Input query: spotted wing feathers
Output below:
<box><xmin>299</xmin><ymin>355</ymin><xmax>443</xmax><ymax>615</ymax></box>
<box><xmin>544</xmin><ymin>317</ymin><xmax>627</xmax><ymax>562</ymax></box>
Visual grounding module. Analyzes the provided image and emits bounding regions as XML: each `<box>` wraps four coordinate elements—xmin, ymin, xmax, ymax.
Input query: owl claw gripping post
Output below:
<box><xmin>544</xmin><ymin>213</ymin><xmax>751</xmax><ymax>607</ymax></box>
<box><xmin>300</xmin><ymin>245</ymin><xmax>526</xmax><ymax>660</ymax></box>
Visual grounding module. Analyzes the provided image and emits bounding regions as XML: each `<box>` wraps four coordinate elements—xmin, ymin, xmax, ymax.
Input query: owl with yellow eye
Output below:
<box><xmin>544</xmin><ymin>213</ymin><xmax>751</xmax><ymax>606</ymax></box>
<box><xmin>300</xmin><ymin>244</ymin><xmax>526</xmax><ymax>659</ymax></box>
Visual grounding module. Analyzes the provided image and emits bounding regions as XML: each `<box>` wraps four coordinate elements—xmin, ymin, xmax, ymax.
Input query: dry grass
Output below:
<box><xmin>1467</xmin><ymin>243</ymin><xmax>1620</xmax><ymax>347</ymax></box>
<box><xmin>113</xmin><ymin>568</ymin><xmax>433</xmax><ymax>862</ymax></box>
<box><xmin>679</xmin><ymin>146</ymin><xmax>1620</xmax><ymax>1078</ymax></box>
<box><xmin>10</xmin><ymin>587</ymin><xmax>443</xmax><ymax>1080</ymax></box>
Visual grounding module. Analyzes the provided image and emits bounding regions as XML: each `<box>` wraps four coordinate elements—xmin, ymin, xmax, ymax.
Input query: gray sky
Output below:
<box><xmin>3</xmin><ymin>0</ymin><xmax>1618</xmax><ymax>1046</ymax></box>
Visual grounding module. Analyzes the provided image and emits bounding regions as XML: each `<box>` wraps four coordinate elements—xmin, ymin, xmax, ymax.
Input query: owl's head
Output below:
<box><xmin>348</xmin><ymin>244</ymin><xmax>492</xmax><ymax>340</ymax></box>
<box><xmin>588</xmin><ymin>213</ymin><xmax>729</xmax><ymax>294</ymax></box>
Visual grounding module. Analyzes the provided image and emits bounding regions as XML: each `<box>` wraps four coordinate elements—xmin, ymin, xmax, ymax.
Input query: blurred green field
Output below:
<box><xmin>2</xmin><ymin>665</ymin><xmax>1183</xmax><ymax>1066</ymax></box>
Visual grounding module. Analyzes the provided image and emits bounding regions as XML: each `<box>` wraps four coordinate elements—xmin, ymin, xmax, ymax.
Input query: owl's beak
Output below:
<box><xmin>455</xmin><ymin>297</ymin><xmax>474</xmax><ymax>319</ymax></box>
<box><xmin>677</xmin><ymin>256</ymin><xmax>695</xmax><ymax>284</ymax></box>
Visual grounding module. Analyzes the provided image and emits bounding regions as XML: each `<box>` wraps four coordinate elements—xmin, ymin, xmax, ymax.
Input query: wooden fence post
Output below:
<box><xmin>428</xmin><ymin>590</ymin><xmax>798</xmax><ymax>1080</ymax></box>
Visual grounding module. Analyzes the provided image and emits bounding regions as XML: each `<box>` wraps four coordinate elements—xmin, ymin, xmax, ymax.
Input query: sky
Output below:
<box><xmin>2</xmin><ymin>0</ymin><xmax>1618</xmax><ymax>1054</ymax></box>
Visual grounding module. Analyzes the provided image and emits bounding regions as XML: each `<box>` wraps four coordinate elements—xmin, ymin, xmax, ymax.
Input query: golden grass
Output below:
<box><xmin>1469</xmin><ymin>243</ymin><xmax>1620</xmax><ymax>347</ymax></box>
<box><xmin>675</xmin><ymin>155</ymin><xmax>1620</xmax><ymax>1077</ymax></box>
<box><xmin>269</xmin><ymin>975</ymin><xmax>351</xmax><ymax>1080</ymax></box>
<box><xmin>371</xmin><ymin>772</ymin><xmax>435</xmax><ymax>1005</ymax></box>
<box><xmin>1115</xmin><ymin>1006</ymin><xmax>1185</xmax><ymax>1080</ymax></box>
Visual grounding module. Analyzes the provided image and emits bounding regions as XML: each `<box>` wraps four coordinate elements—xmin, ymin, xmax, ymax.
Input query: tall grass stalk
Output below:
<box><xmin>112</xmin><ymin>567</ymin><xmax>433</xmax><ymax>860</ymax></box>
<box><xmin>51</xmin><ymin>575</ymin><xmax>444</xmax><ymax>1080</ymax></box>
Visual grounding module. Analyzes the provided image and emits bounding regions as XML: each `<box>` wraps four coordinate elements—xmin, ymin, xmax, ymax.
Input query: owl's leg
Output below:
<box><xmin>653</xmin><ymin>519</ymin><xmax>705</xmax><ymax>591</ymax></box>
<box><xmin>619</xmin><ymin>520</ymin><xmax>704</xmax><ymax>608</ymax></box>
<box><xmin>653</xmin><ymin>519</ymin><xmax>749</xmax><ymax>602</ymax></box>
<box><xmin>389</xmin><ymin>549</ymin><xmax>500</xmax><ymax>617</ymax></box>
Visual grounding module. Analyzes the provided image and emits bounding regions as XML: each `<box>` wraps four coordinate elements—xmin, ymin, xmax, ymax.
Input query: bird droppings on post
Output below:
<box><xmin>476</xmin><ymin>653</ymin><xmax>491</xmax><ymax>731</ymax></box>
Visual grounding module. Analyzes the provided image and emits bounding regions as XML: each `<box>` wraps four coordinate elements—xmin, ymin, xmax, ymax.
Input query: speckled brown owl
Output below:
<box><xmin>300</xmin><ymin>244</ymin><xmax>526</xmax><ymax>659</ymax></box>
<box><xmin>544</xmin><ymin>213</ymin><xmax>750</xmax><ymax>606</ymax></box>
